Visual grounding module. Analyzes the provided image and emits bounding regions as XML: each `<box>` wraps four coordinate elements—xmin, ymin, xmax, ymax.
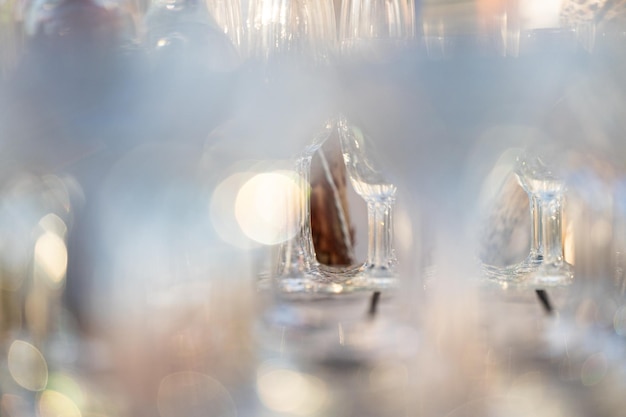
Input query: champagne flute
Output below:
<box><xmin>336</xmin><ymin>116</ymin><xmax>398</xmax><ymax>289</ymax></box>
<box><xmin>484</xmin><ymin>150</ymin><xmax>574</xmax><ymax>288</ymax></box>
<box><xmin>272</xmin><ymin>119</ymin><xmax>347</xmax><ymax>294</ymax></box>
<box><xmin>483</xmin><ymin>155</ymin><xmax>544</xmax><ymax>283</ymax></box>
<box><xmin>245</xmin><ymin>0</ymin><xmax>344</xmax><ymax>295</ymax></box>
<box><xmin>518</xmin><ymin>151</ymin><xmax>573</xmax><ymax>287</ymax></box>
<box><xmin>325</xmin><ymin>0</ymin><xmax>415</xmax><ymax>291</ymax></box>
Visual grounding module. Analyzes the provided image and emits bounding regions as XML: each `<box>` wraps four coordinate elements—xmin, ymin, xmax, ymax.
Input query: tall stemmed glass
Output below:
<box><xmin>485</xmin><ymin>150</ymin><xmax>574</xmax><ymax>287</ymax></box>
<box><xmin>329</xmin><ymin>0</ymin><xmax>414</xmax><ymax>291</ymax></box>
<box><xmin>523</xmin><ymin>151</ymin><xmax>574</xmax><ymax>287</ymax></box>
<box><xmin>273</xmin><ymin>120</ymin><xmax>346</xmax><ymax>294</ymax></box>
<box><xmin>246</xmin><ymin>0</ymin><xmax>342</xmax><ymax>294</ymax></box>
<box><xmin>336</xmin><ymin>116</ymin><xmax>397</xmax><ymax>289</ymax></box>
<box><xmin>483</xmin><ymin>156</ymin><xmax>544</xmax><ymax>283</ymax></box>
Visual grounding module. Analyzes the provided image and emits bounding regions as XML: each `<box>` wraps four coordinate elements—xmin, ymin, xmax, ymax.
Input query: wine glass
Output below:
<box><xmin>482</xmin><ymin>155</ymin><xmax>544</xmax><ymax>283</ymax></box>
<box><xmin>244</xmin><ymin>0</ymin><xmax>344</xmax><ymax>295</ymax></box>
<box><xmin>338</xmin><ymin>0</ymin><xmax>415</xmax><ymax>61</ymax></box>
<box><xmin>246</xmin><ymin>0</ymin><xmax>337</xmax><ymax>65</ymax></box>
<box><xmin>518</xmin><ymin>151</ymin><xmax>574</xmax><ymax>287</ymax></box>
<box><xmin>206</xmin><ymin>0</ymin><xmax>244</xmax><ymax>54</ymax></box>
<box><xmin>335</xmin><ymin>116</ymin><xmax>398</xmax><ymax>290</ymax></box>
<box><xmin>484</xmin><ymin>149</ymin><xmax>574</xmax><ymax>288</ymax></box>
<box><xmin>321</xmin><ymin>0</ymin><xmax>415</xmax><ymax>292</ymax></box>
<box><xmin>272</xmin><ymin>119</ymin><xmax>349</xmax><ymax>294</ymax></box>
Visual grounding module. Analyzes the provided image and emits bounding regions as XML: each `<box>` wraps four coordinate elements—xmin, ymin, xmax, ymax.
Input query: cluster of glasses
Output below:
<box><xmin>253</xmin><ymin>0</ymin><xmax>409</xmax><ymax>301</ymax></box>
<box><xmin>227</xmin><ymin>0</ymin><xmax>415</xmax><ymax>296</ymax></box>
<box><xmin>5</xmin><ymin>0</ymin><xmax>626</xmax><ymax>416</ymax></box>
<box><xmin>268</xmin><ymin>116</ymin><xmax>399</xmax><ymax>295</ymax></box>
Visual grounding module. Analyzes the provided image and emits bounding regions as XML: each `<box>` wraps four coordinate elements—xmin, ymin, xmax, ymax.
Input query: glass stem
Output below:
<box><xmin>539</xmin><ymin>192</ymin><xmax>565</xmax><ymax>270</ymax></box>
<box><xmin>366</xmin><ymin>199</ymin><xmax>394</xmax><ymax>269</ymax></box>
<box><xmin>295</xmin><ymin>155</ymin><xmax>318</xmax><ymax>269</ymax></box>
<box><xmin>529</xmin><ymin>195</ymin><xmax>543</xmax><ymax>260</ymax></box>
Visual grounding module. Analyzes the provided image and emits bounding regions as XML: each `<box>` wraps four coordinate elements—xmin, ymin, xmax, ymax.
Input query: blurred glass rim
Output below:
<box><xmin>21</xmin><ymin>0</ymin><xmax>142</xmax><ymax>45</ymax></box>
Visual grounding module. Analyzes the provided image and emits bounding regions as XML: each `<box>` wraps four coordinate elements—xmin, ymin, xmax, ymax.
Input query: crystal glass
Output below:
<box><xmin>482</xmin><ymin>156</ymin><xmax>544</xmax><ymax>283</ymax></box>
<box><xmin>246</xmin><ymin>0</ymin><xmax>337</xmax><ymax>64</ymax></box>
<box><xmin>245</xmin><ymin>0</ymin><xmax>343</xmax><ymax>295</ymax></box>
<box><xmin>272</xmin><ymin>120</ymin><xmax>349</xmax><ymax>294</ymax></box>
<box><xmin>327</xmin><ymin>0</ymin><xmax>415</xmax><ymax>292</ymax></box>
<box><xmin>519</xmin><ymin>151</ymin><xmax>574</xmax><ymax>287</ymax></box>
<box><xmin>206</xmin><ymin>0</ymin><xmax>244</xmax><ymax>53</ymax></box>
<box><xmin>339</xmin><ymin>0</ymin><xmax>415</xmax><ymax>60</ymax></box>
<box><xmin>335</xmin><ymin>116</ymin><xmax>398</xmax><ymax>290</ymax></box>
<box><xmin>484</xmin><ymin>150</ymin><xmax>574</xmax><ymax>288</ymax></box>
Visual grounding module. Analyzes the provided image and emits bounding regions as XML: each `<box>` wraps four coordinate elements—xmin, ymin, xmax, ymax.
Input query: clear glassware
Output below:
<box><xmin>245</xmin><ymin>0</ymin><xmax>343</xmax><ymax>295</ymax></box>
<box><xmin>272</xmin><ymin>120</ymin><xmax>348</xmax><ymax>294</ymax></box>
<box><xmin>339</xmin><ymin>0</ymin><xmax>415</xmax><ymax>60</ymax></box>
<box><xmin>484</xmin><ymin>151</ymin><xmax>574</xmax><ymax>288</ymax></box>
<box><xmin>520</xmin><ymin>152</ymin><xmax>574</xmax><ymax>287</ymax></box>
<box><xmin>483</xmin><ymin>157</ymin><xmax>544</xmax><ymax>283</ymax></box>
<box><xmin>246</xmin><ymin>0</ymin><xmax>337</xmax><ymax>65</ymax></box>
<box><xmin>206</xmin><ymin>0</ymin><xmax>244</xmax><ymax>53</ymax></box>
<box><xmin>335</xmin><ymin>116</ymin><xmax>398</xmax><ymax>290</ymax></box>
<box><xmin>324</xmin><ymin>0</ymin><xmax>415</xmax><ymax>292</ymax></box>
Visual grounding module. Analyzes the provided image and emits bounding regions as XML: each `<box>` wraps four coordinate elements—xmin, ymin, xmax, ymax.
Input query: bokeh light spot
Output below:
<box><xmin>581</xmin><ymin>352</ymin><xmax>607</xmax><ymax>386</ymax></box>
<box><xmin>235</xmin><ymin>171</ymin><xmax>300</xmax><ymax>245</ymax></box>
<box><xmin>157</xmin><ymin>372</ymin><xmax>237</xmax><ymax>417</ymax></box>
<box><xmin>34</xmin><ymin>231</ymin><xmax>68</xmax><ymax>288</ymax></box>
<box><xmin>520</xmin><ymin>0</ymin><xmax>561</xmax><ymax>29</ymax></box>
<box><xmin>8</xmin><ymin>340</ymin><xmax>48</xmax><ymax>391</ymax></box>
<box><xmin>39</xmin><ymin>213</ymin><xmax>68</xmax><ymax>239</ymax></box>
<box><xmin>47</xmin><ymin>373</ymin><xmax>85</xmax><ymax>410</ymax></box>
<box><xmin>210</xmin><ymin>172</ymin><xmax>257</xmax><ymax>249</ymax></box>
<box><xmin>39</xmin><ymin>390</ymin><xmax>81</xmax><ymax>417</ymax></box>
<box><xmin>257</xmin><ymin>363</ymin><xmax>328</xmax><ymax>415</ymax></box>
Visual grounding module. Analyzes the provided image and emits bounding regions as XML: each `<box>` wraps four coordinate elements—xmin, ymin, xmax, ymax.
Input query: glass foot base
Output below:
<box><xmin>259</xmin><ymin>263</ymin><xmax>399</xmax><ymax>296</ymax></box>
<box><xmin>482</xmin><ymin>256</ymin><xmax>543</xmax><ymax>285</ymax></box>
<box><xmin>528</xmin><ymin>262</ymin><xmax>574</xmax><ymax>288</ymax></box>
<box><xmin>275</xmin><ymin>276</ymin><xmax>346</xmax><ymax>295</ymax></box>
<box><xmin>483</xmin><ymin>258</ymin><xmax>574</xmax><ymax>289</ymax></box>
<box><xmin>323</xmin><ymin>262</ymin><xmax>398</xmax><ymax>292</ymax></box>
